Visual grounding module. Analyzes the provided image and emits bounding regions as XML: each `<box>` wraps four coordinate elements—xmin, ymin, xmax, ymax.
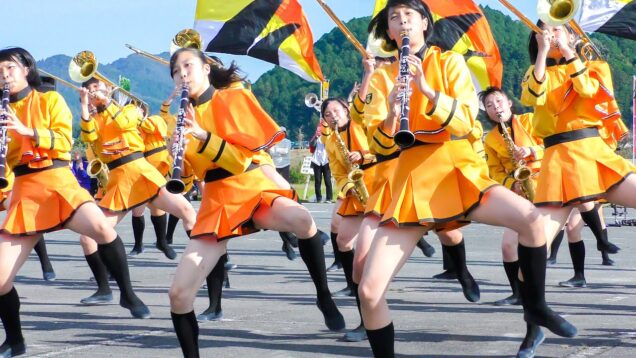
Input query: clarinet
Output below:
<box><xmin>393</xmin><ymin>31</ymin><xmax>416</xmax><ymax>148</ymax></box>
<box><xmin>0</xmin><ymin>84</ymin><xmax>10</xmax><ymax>189</ymax></box>
<box><xmin>165</xmin><ymin>84</ymin><xmax>189</xmax><ymax>194</ymax></box>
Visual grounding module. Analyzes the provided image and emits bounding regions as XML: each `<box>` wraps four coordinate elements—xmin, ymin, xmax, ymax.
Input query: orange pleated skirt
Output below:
<box><xmin>191</xmin><ymin>166</ymin><xmax>297</xmax><ymax>241</ymax></box>
<box><xmin>534</xmin><ymin>135</ymin><xmax>634</xmax><ymax>207</ymax></box>
<box><xmin>380</xmin><ymin>140</ymin><xmax>498</xmax><ymax>230</ymax></box>
<box><xmin>365</xmin><ymin>158</ymin><xmax>398</xmax><ymax>218</ymax></box>
<box><xmin>145</xmin><ymin>147</ymin><xmax>171</xmax><ymax>178</ymax></box>
<box><xmin>337</xmin><ymin>165</ymin><xmax>377</xmax><ymax>217</ymax></box>
<box><xmin>2</xmin><ymin>166</ymin><xmax>94</xmax><ymax>236</ymax></box>
<box><xmin>99</xmin><ymin>156</ymin><xmax>167</xmax><ymax>213</ymax></box>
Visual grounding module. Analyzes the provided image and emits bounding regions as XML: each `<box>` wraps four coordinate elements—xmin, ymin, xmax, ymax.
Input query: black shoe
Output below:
<box><xmin>458</xmin><ymin>272</ymin><xmax>480</xmax><ymax>303</ymax></box>
<box><xmin>597</xmin><ymin>241</ymin><xmax>620</xmax><ymax>254</ymax></box>
<box><xmin>343</xmin><ymin>323</ymin><xmax>367</xmax><ymax>342</ymax></box>
<box><xmin>494</xmin><ymin>294</ymin><xmax>521</xmax><ymax>306</ymax></box>
<box><xmin>120</xmin><ymin>299</ymin><xmax>151</xmax><ymax>319</ymax></box>
<box><xmin>546</xmin><ymin>257</ymin><xmax>557</xmax><ymax>266</ymax></box>
<box><xmin>432</xmin><ymin>270</ymin><xmax>457</xmax><ymax>280</ymax></box>
<box><xmin>279</xmin><ymin>232</ymin><xmax>299</xmax><ymax>248</ymax></box>
<box><xmin>80</xmin><ymin>292</ymin><xmax>113</xmax><ymax>305</ymax></box>
<box><xmin>156</xmin><ymin>244</ymin><xmax>177</xmax><ymax>260</ymax></box>
<box><xmin>327</xmin><ymin>261</ymin><xmax>342</xmax><ymax>272</ymax></box>
<box><xmin>316</xmin><ymin>297</ymin><xmax>345</xmax><ymax>331</ymax></box>
<box><xmin>128</xmin><ymin>246</ymin><xmax>144</xmax><ymax>257</ymax></box>
<box><xmin>331</xmin><ymin>286</ymin><xmax>355</xmax><ymax>297</ymax></box>
<box><xmin>282</xmin><ymin>243</ymin><xmax>297</xmax><ymax>261</ymax></box>
<box><xmin>558</xmin><ymin>277</ymin><xmax>587</xmax><ymax>288</ymax></box>
<box><xmin>224</xmin><ymin>262</ymin><xmax>238</xmax><ymax>271</ymax></box>
<box><xmin>516</xmin><ymin>328</ymin><xmax>545</xmax><ymax>358</ymax></box>
<box><xmin>43</xmin><ymin>271</ymin><xmax>56</xmax><ymax>281</ymax></box>
<box><xmin>197</xmin><ymin>308</ymin><xmax>223</xmax><ymax>322</ymax></box>
<box><xmin>0</xmin><ymin>341</ymin><xmax>26</xmax><ymax>358</ymax></box>
<box><xmin>602</xmin><ymin>257</ymin><xmax>615</xmax><ymax>266</ymax></box>
<box><xmin>525</xmin><ymin>308</ymin><xmax>577</xmax><ymax>338</ymax></box>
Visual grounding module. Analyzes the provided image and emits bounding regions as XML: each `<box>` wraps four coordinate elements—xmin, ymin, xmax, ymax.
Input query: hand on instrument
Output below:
<box><xmin>183</xmin><ymin>103</ymin><xmax>206</xmax><ymax>141</ymax></box>
<box><xmin>512</xmin><ymin>181</ymin><xmax>525</xmax><ymax>197</ymax></box>
<box><xmin>362</xmin><ymin>55</ymin><xmax>376</xmax><ymax>74</ymax></box>
<box><xmin>348</xmin><ymin>81</ymin><xmax>360</xmax><ymax>103</ymax></box>
<box><xmin>406</xmin><ymin>54</ymin><xmax>435</xmax><ymax>100</ymax></box>
<box><xmin>163</xmin><ymin>85</ymin><xmax>181</xmax><ymax>106</ymax></box>
<box><xmin>0</xmin><ymin>106</ymin><xmax>33</xmax><ymax>137</ymax></box>
<box><xmin>80</xmin><ymin>88</ymin><xmax>91</xmax><ymax>106</ymax></box>
<box><xmin>348</xmin><ymin>151</ymin><xmax>362</xmax><ymax>164</ymax></box>
<box><xmin>557</xmin><ymin>36</ymin><xmax>576</xmax><ymax>59</ymax></box>
<box><xmin>536</xmin><ymin>30</ymin><xmax>553</xmax><ymax>53</ymax></box>
<box><xmin>513</xmin><ymin>146</ymin><xmax>531</xmax><ymax>161</ymax></box>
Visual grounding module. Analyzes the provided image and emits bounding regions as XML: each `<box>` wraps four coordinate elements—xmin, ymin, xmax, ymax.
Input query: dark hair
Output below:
<box><xmin>477</xmin><ymin>86</ymin><xmax>506</xmax><ymax>108</ymax></box>
<box><xmin>81</xmin><ymin>77</ymin><xmax>100</xmax><ymax>89</ymax></box>
<box><xmin>368</xmin><ymin>0</ymin><xmax>434</xmax><ymax>52</ymax></box>
<box><xmin>0</xmin><ymin>47</ymin><xmax>42</xmax><ymax>88</ymax></box>
<box><xmin>527</xmin><ymin>20</ymin><xmax>576</xmax><ymax>64</ymax></box>
<box><xmin>320</xmin><ymin>98</ymin><xmax>350</xmax><ymax>119</ymax></box>
<box><xmin>169</xmin><ymin>48</ymin><xmax>244</xmax><ymax>90</ymax></box>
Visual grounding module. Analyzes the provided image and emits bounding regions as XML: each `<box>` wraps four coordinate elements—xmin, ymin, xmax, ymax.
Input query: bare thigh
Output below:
<box><xmin>0</xmin><ymin>235</ymin><xmax>42</xmax><ymax>294</ymax></box>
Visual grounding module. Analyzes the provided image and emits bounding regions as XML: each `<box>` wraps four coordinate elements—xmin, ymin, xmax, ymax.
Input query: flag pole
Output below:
<box><xmin>315</xmin><ymin>0</ymin><xmax>369</xmax><ymax>57</ymax></box>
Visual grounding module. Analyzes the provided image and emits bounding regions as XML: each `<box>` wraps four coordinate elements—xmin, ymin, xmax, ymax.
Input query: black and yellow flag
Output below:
<box><xmin>194</xmin><ymin>0</ymin><xmax>324</xmax><ymax>82</ymax></box>
<box><xmin>578</xmin><ymin>0</ymin><xmax>635</xmax><ymax>40</ymax></box>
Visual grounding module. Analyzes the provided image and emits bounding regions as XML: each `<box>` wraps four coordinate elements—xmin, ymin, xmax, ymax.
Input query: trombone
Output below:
<box><xmin>499</xmin><ymin>0</ymin><xmax>602</xmax><ymax>61</ymax></box>
<box><xmin>38</xmin><ymin>69</ymin><xmax>82</xmax><ymax>91</ymax></box>
<box><xmin>68</xmin><ymin>50</ymin><xmax>150</xmax><ymax>115</ymax></box>
<box><xmin>126</xmin><ymin>28</ymin><xmax>203</xmax><ymax>66</ymax></box>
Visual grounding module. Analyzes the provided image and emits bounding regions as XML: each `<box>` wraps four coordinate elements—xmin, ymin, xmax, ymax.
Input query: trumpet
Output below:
<box><xmin>166</xmin><ymin>83</ymin><xmax>190</xmax><ymax>194</ymax></box>
<box><xmin>69</xmin><ymin>50</ymin><xmax>150</xmax><ymax>115</ymax></box>
<box><xmin>393</xmin><ymin>31</ymin><xmax>415</xmax><ymax>148</ymax></box>
<box><xmin>304</xmin><ymin>93</ymin><xmax>322</xmax><ymax>112</ymax></box>
<box><xmin>0</xmin><ymin>84</ymin><xmax>10</xmax><ymax>189</ymax></box>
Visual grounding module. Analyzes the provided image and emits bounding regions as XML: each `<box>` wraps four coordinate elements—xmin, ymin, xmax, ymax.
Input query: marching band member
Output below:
<box><xmin>519</xmin><ymin>19</ymin><xmax>636</xmax><ymax>357</ymax></box>
<box><xmin>357</xmin><ymin>2</ymin><xmax>576</xmax><ymax>356</ymax></box>
<box><xmin>128</xmin><ymin>108</ymin><xmax>176</xmax><ymax>260</ymax></box>
<box><xmin>78</xmin><ymin>75</ymin><xmax>197</xmax><ymax>316</ymax></box>
<box><xmin>0</xmin><ymin>47</ymin><xmax>149</xmax><ymax>357</ymax></box>
<box><xmin>167</xmin><ymin>47</ymin><xmax>344</xmax><ymax>356</ymax></box>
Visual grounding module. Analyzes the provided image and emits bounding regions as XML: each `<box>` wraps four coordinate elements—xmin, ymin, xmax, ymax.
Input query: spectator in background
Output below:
<box><xmin>268</xmin><ymin>126</ymin><xmax>292</xmax><ymax>182</ymax></box>
<box><xmin>309</xmin><ymin>122</ymin><xmax>333</xmax><ymax>203</ymax></box>
<box><xmin>71</xmin><ymin>150</ymin><xmax>94</xmax><ymax>195</ymax></box>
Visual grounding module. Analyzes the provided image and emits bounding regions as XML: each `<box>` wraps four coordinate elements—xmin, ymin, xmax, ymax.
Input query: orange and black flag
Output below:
<box><xmin>194</xmin><ymin>0</ymin><xmax>324</xmax><ymax>83</ymax></box>
<box><xmin>369</xmin><ymin>0</ymin><xmax>503</xmax><ymax>90</ymax></box>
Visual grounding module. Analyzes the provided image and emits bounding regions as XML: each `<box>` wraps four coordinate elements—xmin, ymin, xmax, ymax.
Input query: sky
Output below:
<box><xmin>5</xmin><ymin>0</ymin><xmax>537</xmax><ymax>81</ymax></box>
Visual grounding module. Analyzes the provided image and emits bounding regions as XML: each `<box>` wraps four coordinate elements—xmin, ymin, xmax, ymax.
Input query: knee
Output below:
<box><xmin>169</xmin><ymin>284</ymin><xmax>195</xmax><ymax>311</ymax></box>
<box><xmin>501</xmin><ymin>238</ymin><xmax>517</xmax><ymax>257</ymax></box>
<box><xmin>290</xmin><ymin>207</ymin><xmax>315</xmax><ymax>237</ymax></box>
<box><xmin>358</xmin><ymin>279</ymin><xmax>381</xmax><ymax>309</ymax></box>
<box><xmin>94</xmin><ymin>221</ymin><xmax>116</xmax><ymax>242</ymax></box>
<box><xmin>517</xmin><ymin>210</ymin><xmax>545</xmax><ymax>239</ymax></box>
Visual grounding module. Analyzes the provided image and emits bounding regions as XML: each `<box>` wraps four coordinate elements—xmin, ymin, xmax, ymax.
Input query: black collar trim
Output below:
<box><xmin>193</xmin><ymin>86</ymin><xmax>214</xmax><ymax>106</ymax></box>
<box><xmin>9</xmin><ymin>86</ymin><xmax>31</xmax><ymax>103</ymax></box>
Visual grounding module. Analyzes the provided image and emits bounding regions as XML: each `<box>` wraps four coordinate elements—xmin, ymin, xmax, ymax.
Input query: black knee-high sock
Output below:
<box><xmin>171</xmin><ymin>311</ymin><xmax>199</xmax><ymax>358</ymax></box>
<box><xmin>580</xmin><ymin>209</ymin><xmax>608</xmax><ymax>250</ymax></box>
<box><xmin>205</xmin><ymin>254</ymin><xmax>227</xmax><ymax>313</ymax></box>
<box><xmin>33</xmin><ymin>239</ymin><xmax>54</xmax><ymax>273</ymax></box>
<box><xmin>340</xmin><ymin>249</ymin><xmax>355</xmax><ymax>289</ymax></box>
<box><xmin>166</xmin><ymin>214</ymin><xmax>181</xmax><ymax>244</ymax></box>
<box><xmin>416</xmin><ymin>237</ymin><xmax>433</xmax><ymax>251</ymax></box>
<box><xmin>518</xmin><ymin>244</ymin><xmax>576</xmax><ymax>338</ymax></box>
<box><xmin>441</xmin><ymin>245</ymin><xmax>453</xmax><ymax>271</ymax></box>
<box><xmin>568</xmin><ymin>241</ymin><xmax>585</xmax><ymax>278</ymax></box>
<box><xmin>85</xmin><ymin>252</ymin><xmax>111</xmax><ymax>295</ymax></box>
<box><xmin>298</xmin><ymin>231</ymin><xmax>331</xmax><ymax>298</ymax></box>
<box><xmin>444</xmin><ymin>239</ymin><xmax>479</xmax><ymax>302</ymax></box>
<box><xmin>131</xmin><ymin>216</ymin><xmax>145</xmax><ymax>250</ymax></box>
<box><xmin>151</xmin><ymin>214</ymin><xmax>169</xmax><ymax>248</ymax></box>
<box><xmin>330</xmin><ymin>232</ymin><xmax>340</xmax><ymax>265</ymax></box>
<box><xmin>98</xmin><ymin>236</ymin><xmax>141</xmax><ymax>305</ymax></box>
<box><xmin>0</xmin><ymin>288</ymin><xmax>23</xmax><ymax>346</ymax></box>
<box><xmin>549</xmin><ymin>229</ymin><xmax>565</xmax><ymax>261</ymax></box>
<box><xmin>503</xmin><ymin>261</ymin><xmax>520</xmax><ymax>297</ymax></box>
<box><xmin>367</xmin><ymin>322</ymin><xmax>394</xmax><ymax>358</ymax></box>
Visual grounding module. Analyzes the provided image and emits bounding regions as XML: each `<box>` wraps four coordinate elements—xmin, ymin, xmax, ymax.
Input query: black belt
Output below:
<box><xmin>204</xmin><ymin>162</ymin><xmax>258</xmax><ymax>183</ymax></box>
<box><xmin>106</xmin><ymin>152</ymin><xmax>143</xmax><ymax>170</ymax></box>
<box><xmin>544</xmin><ymin>128</ymin><xmax>599</xmax><ymax>148</ymax></box>
<box><xmin>143</xmin><ymin>146</ymin><xmax>167</xmax><ymax>158</ymax></box>
<box><xmin>14</xmin><ymin>159</ymin><xmax>69</xmax><ymax>177</ymax></box>
<box><xmin>359</xmin><ymin>162</ymin><xmax>377</xmax><ymax>170</ymax></box>
<box><xmin>375</xmin><ymin>151</ymin><xmax>401</xmax><ymax>163</ymax></box>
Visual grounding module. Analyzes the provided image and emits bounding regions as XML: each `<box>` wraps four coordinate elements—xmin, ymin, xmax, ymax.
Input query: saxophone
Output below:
<box><xmin>498</xmin><ymin>116</ymin><xmax>535</xmax><ymax>201</ymax></box>
<box><xmin>86</xmin><ymin>143</ymin><xmax>109</xmax><ymax>194</ymax></box>
<box><xmin>331</xmin><ymin>124</ymin><xmax>369</xmax><ymax>205</ymax></box>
